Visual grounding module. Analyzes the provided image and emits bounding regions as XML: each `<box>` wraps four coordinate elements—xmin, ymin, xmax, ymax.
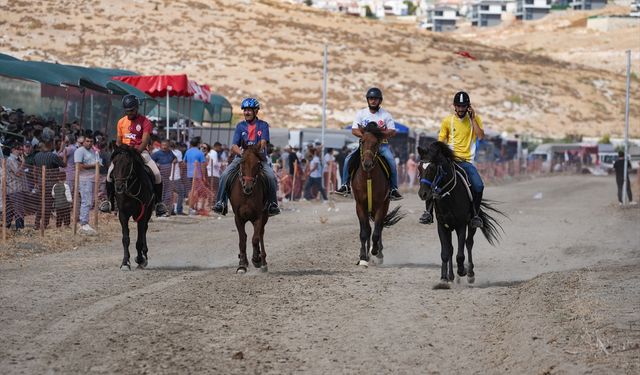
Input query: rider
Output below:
<box><xmin>212</xmin><ymin>98</ymin><xmax>281</xmax><ymax>217</ymax></box>
<box><xmin>419</xmin><ymin>91</ymin><xmax>484</xmax><ymax>228</ymax></box>
<box><xmin>99</xmin><ymin>95</ymin><xmax>168</xmax><ymax>217</ymax></box>
<box><xmin>334</xmin><ymin>87</ymin><xmax>402</xmax><ymax>201</ymax></box>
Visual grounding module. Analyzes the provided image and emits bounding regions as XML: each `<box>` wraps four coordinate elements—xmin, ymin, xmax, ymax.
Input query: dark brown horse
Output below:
<box><xmin>228</xmin><ymin>145</ymin><xmax>270</xmax><ymax>274</ymax></box>
<box><xmin>351</xmin><ymin>122</ymin><xmax>404</xmax><ymax>267</ymax></box>
<box><xmin>110</xmin><ymin>145</ymin><xmax>154</xmax><ymax>270</ymax></box>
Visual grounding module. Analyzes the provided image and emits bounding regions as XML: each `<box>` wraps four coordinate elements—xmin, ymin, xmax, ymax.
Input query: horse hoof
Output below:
<box><xmin>252</xmin><ymin>260</ymin><xmax>262</xmax><ymax>268</ymax></box>
<box><xmin>433</xmin><ymin>280</ymin><xmax>451</xmax><ymax>290</ymax></box>
<box><xmin>457</xmin><ymin>269</ymin><xmax>467</xmax><ymax>277</ymax></box>
<box><xmin>120</xmin><ymin>264</ymin><xmax>131</xmax><ymax>271</ymax></box>
<box><xmin>357</xmin><ymin>260</ymin><xmax>369</xmax><ymax>267</ymax></box>
<box><xmin>236</xmin><ymin>267</ymin><xmax>247</xmax><ymax>274</ymax></box>
<box><xmin>260</xmin><ymin>265</ymin><xmax>268</xmax><ymax>273</ymax></box>
<box><xmin>374</xmin><ymin>256</ymin><xmax>384</xmax><ymax>265</ymax></box>
<box><xmin>371</xmin><ymin>248</ymin><xmax>378</xmax><ymax>256</ymax></box>
<box><xmin>467</xmin><ymin>276</ymin><xmax>476</xmax><ymax>284</ymax></box>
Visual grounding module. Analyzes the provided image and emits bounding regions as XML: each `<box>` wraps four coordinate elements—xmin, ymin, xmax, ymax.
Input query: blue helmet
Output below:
<box><xmin>240</xmin><ymin>97</ymin><xmax>260</xmax><ymax>110</ymax></box>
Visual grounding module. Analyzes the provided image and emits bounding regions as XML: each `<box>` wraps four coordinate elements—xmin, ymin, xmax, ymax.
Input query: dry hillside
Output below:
<box><xmin>0</xmin><ymin>0</ymin><xmax>637</xmax><ymax>138</ymax></box>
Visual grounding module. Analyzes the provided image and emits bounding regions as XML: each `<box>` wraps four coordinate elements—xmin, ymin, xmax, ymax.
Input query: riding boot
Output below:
<box><xmin>470</xmin><ymin>190</ymin><xmax>483</xmax><ymax>229</ymax></box>
<box><xmin>100</xmin><ymin>181</ymin><xmax>115</xmax><ymax>213</ymax></box>
<box><xmin>419</xmin><ymin>199</ymin><xmax>434</xmax><ymax>224</ymax></box>
<box><xmin>154</xmin><ymin>183</ymin><xmax>168</xmax><ymax>217</ymax></box>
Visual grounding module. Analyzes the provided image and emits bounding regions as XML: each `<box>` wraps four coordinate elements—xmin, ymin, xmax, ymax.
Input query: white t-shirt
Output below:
<box><xmin>207</xmin><ymin>149</ymin><xmax>222</xmax><ymax>178</ymax></box>
<box><xmin>170</xmin><ymin>149</ymin><xmax>182</xmax><ymax>181</ymax></box>
<box><xmin>74</xmin><ymin>146</ymin><xmax>98</xmax><ymax>182</ymax></box>
<box><xmin>309</xmin><ymin>156</ymin><xmax>322</xmax><ymax>178</ymax></box>
<box><xmin>352</xmin><ymin>107</ymin><xmax>395</xmax><ymax>131</ymax></box>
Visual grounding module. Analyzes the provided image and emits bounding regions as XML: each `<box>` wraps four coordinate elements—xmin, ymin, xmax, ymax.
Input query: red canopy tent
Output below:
<box><xmin>112</xmin><ymin>74</ymin><xmax>211</xmax><ymax>139</ymax></box>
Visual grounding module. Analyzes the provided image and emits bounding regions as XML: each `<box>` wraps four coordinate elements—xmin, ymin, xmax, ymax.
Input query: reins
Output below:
<box><xmin>113</xmin><ymin>154</ymin><xmax>150</xmax><ymax>222</ymax></box>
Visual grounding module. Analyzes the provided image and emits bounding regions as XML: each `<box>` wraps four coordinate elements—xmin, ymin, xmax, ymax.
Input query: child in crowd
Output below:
<box><xmin>52</xmin><ymin>172</ymin><xmax>72</xmax><ymax>227</ymax></box>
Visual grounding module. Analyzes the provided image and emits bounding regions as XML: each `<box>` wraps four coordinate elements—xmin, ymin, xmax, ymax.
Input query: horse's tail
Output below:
<box><xmin>479</xmin><ymin>200</ymin><xmax>507</xmax><ymax>246</ymax></box>
<box><xmin>371</xmin><ymin>206</ymin><xmax>405</xmax><ymax>228</ymax></box>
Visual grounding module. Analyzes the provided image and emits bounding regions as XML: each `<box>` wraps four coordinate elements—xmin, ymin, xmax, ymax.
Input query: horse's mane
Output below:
<box><xmin>430</xmin><ymin>141</ymin><xmax>464</xmax><ymax>163</ymax></box>
<box><xmin>112</xmin><ymin>145</ymin><xmax>145</xmax><ymax>169</ymax></box>
<box><xmin>242</xmin><ymin>145</ymin><xmax>267</xmax><ymax>163</ymax></box>
<box><xmin>363</xmin><ymin>121</ymin><xmax>384</xmax><ymax>140</ymax></box>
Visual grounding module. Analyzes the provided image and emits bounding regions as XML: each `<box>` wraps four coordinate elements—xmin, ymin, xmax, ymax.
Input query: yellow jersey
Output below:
<box><xmin>438</xmin><ymin>113</ymin><xmax>484</xmax><ymax>162</ymax></box>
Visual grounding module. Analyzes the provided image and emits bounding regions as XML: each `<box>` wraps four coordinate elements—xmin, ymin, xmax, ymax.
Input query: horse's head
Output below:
<box><xmin>417</xmin><ymin>142</ymin><xmax>456</xmax><ymax>201</ymax></box>
<box><xmin>360</xmin><ymin>121</ymin><xmax>383</xmax><ymax>172</ymax></box>
<box><xmin>111</xmin><ymin>145</ymin><xmax>143</xmax><ymax>194</ymax></box>
<box><xmin>240</xmin><ymin>145</ymin><xmax>266</xmax><ymax>195</ymax></box>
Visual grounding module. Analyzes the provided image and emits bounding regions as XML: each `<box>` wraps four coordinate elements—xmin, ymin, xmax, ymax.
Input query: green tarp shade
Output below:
<box><xmin>207</xmin><ymin>94</ymin><xmax>232</xmax><ymax>123</ymax></box>
<box><xmin>144</xmin><ymin>94</ymin><xmax>232</xmax><ymax>124</ymax></box>
<box><xmin>0</xmin><ymin>53</ymin><xmax>19</xmax><ymax>61</ymax></box>
<box><xmin>0</xmin><ymin>59</ymin><xmax>151</xmax><ymax>99</ymax></box>
<box><xmin>93</xmin><ymin>67</ymin><xmax>138</xmax><ymax>77</ymax></box>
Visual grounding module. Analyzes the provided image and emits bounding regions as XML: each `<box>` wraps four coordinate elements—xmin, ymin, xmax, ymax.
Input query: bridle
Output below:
<box><xmin>359</xmin><ymin>136</ymin><xmax>380</xmax><ymax>172</ymax></box>
<box><xmin>113</xmin><ymin>156</ymin><xmax>145</xmax><ymax>203</ymax></box>
<box><xmin>240</xmin><ymin>156</ymin><xmax>261</xmax><ymax>195</ymax></box>
<box><xmin>420</xmin><ymin>161</ymin><xmax>457</xmax><ymax>199</ymax></box>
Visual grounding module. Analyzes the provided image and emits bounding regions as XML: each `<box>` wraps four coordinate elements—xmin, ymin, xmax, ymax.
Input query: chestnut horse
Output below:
<box><xmin>351</xmin><ymin>122</ymin><xmax>404</xmax><ymax>267</ymax></box>
<box><xmin>228</xmin><ymin>145</ymin><xmax>270</xmax><ymax>274</ymax></box>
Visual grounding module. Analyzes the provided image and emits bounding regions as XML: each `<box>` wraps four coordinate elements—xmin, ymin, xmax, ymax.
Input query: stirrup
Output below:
<box><xmin>155</xmin><ymin>203</ymin><xmax>169</xmax><ymax>217</ymax></box>
<box><xmin>390</xmin><ymin>189</ymin><xmax>403</xmax><ymax>201</ymax></box>
<box><xmin>419</xmin><ymin>211</ymin><xmax>433</xmax><ymax>224</ymax></box>
<box><xmin>213</xmin><ymin>202</ymin><xmax>226</xmax><ymax>215</ymax></box>
<box><xmin>267</xmin><ymin>203</ymin><xmax>281</xmax><ymax>217</ymax></box>
<box><xmin>99</xmin><ymin>200</ymin><xmax>112</xmax><ymax>213</ymax></box>
<box><xmin>335</xmin><ymin>185</ymin><xmax>351</xmax><ymax>196</ymax></box>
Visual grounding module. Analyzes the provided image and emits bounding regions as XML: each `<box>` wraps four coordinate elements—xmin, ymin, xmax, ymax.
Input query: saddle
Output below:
<box><xmin>348</xmin><ymin>146</ymin><xmax>391</xmax><ymax>179</ymax></box>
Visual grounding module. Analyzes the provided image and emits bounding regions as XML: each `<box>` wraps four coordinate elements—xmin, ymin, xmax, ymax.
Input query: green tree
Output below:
<box><xmin>404</xmin><ymin>0</ymin><xmax>417</xmax><ymax>15</ymax></box>
<box><xmin>365</xmin><ymin>5</ymin><xmax>376</xmax><ymax>18</ymax></box>
<box><xmin>304</xmin><ymin>0</ymin><xmax>313</xmax><ymax>6</ymax></box>
<box><xmin>598</xmin><ymin>134</ymin><xmax>611</xmax><ymax>144</ymax></box>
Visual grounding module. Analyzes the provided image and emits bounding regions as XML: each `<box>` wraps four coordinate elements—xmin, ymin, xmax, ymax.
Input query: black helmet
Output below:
<box><xmin>453</xmin><ymin>91</ymin><xmax>470</xmax><ymax>106</ymax></box>
<box><xmin>122</xmin><ymin>94</ymin><xmax>139</xmax><ymax>110</ymax></box>
<box><xmin>365</xmin><ymin>87</ymin><xmax>383</xmax><ymax>100</ymax></box>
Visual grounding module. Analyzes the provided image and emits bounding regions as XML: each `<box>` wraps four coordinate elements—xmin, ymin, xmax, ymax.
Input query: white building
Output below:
<box><xmin>568</xmin><ymin>0</ymin><xmax>607</xmax><ymax>10</ymax></box>
<box><xmin>423</xmin><ymin>6</ymin><xmax>458</xmax><ymax>32</ymax></box>
<box><xmin>514</xmin><ymin>0</ymin><xmax>551</xmax><ymax>21</ymax></box>
<box><xmin>632</xmin><ymin>0</ymin><xmax>640</xmax><ymax>17</ymax></box>
<box><xmin>470</xmin><ymin>0</ymin><xmax>516</xmax><ymax>27</ymax></box>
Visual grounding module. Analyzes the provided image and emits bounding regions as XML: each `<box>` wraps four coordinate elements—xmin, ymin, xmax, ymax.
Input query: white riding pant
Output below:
<box><xmin>107</xmin><ymin>150</ymin><xmax>162</xmax><ymax>184</ymax></box>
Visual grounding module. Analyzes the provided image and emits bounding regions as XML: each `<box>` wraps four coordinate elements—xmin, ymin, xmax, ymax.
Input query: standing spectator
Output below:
<box><xmin>33</xmin><ymin>140</ymin><xmax>66</xmax><ymax>230</ymax></box>
<box><xmin>51</xmin><ymin>173</ymin><xmax>72</xmax><ymax>228</ymax></box>
<box><xmin>303</xmin><ymin>145</ymin><xmax>328</xmax><ymax>202</ymax></box>
<box><xmin>335</xmin><ymin>145</ymin><xmax>348</xmax><ymax>187</ymax></box>
<box><xmin>323</xmin><ymin>147</ymin><xmax>336</xmax><ymax>192</ymax></box>
<box><xmin>5</xmin><ymin>142</ymin><xmax>25</xmax><ymax>231</ymax></box>
<box><xmin>62</xmin><ymin>134</ymin><xmax>78</xmax><ymax>194</ymax></box>
<box><xmin>74</xmin><ymin>137</ymin><xmax>98</xmax><ymax>233</ymax></box>
<box><xmin>406</xmin><ymin>153</ymin><xmax>417</xmax><ymax>191</ymax></box>
<box><xmin>613</xmin><ymin>151</ymin><xmax>635</xmax><ymax>205</ymax></box>
<box><xmin>170</xmin><ymin>141</ymin><xmax>186</xmax><ymax>215</ymax></box>
<box><xmin>207</xmin><ymin>142</ymin><xmax>223</xmax><ymax>200</ymax></box>
<box><xmin>151</xmin><ymin>140</ymin><xmax>177</xmax><ymax>215</ymax></box>
<box><xmin>183</xmin><ymin>137</ymin><xmax>206</xmax><ymax>213</ymax></box>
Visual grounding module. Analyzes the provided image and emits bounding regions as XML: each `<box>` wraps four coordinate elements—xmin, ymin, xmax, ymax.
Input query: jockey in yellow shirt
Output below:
<box><xmin>420</xmin><ymin>91</ymin><xmax>485</xmax><ymax>228</ymax></box>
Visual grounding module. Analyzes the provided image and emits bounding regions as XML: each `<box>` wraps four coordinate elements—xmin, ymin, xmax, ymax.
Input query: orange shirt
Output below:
<box><xmin>117</xmin><ymin>115</ymin><xmax>153</xmax><ymax>147</ymax></box>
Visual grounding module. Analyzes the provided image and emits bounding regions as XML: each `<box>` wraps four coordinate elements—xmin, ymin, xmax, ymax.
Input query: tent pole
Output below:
<box><xmin>188</xmin><ymin>97</ymin><xmax>192</xmax><ymax>143</ymax></box>
<box><xmin>62</xmin><ymin>86</ymin><xmax>70</xmax><ymax>126</ymax></box>
<box><xmin>166</xmin><ymin>88</ymin><xmax>171</xmax><ymax>140</ymax></box>
<box><xmin>79</xmin><ymin>88</ymin><xmax>86</xmax><ymax>130</ymax></box>
<box><xmin>106</xmin><ymin>97</ymin><xmax>112</xmax><ymax>139</ymax></box>
<box><xmin>90</xmin><ymin>94</ymin><xmax>94</xmax><ymax>131</ymax></box>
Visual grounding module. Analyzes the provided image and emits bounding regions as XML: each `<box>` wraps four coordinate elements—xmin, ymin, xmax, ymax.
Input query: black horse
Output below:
<box><xmin>110</xmin><ymin>145</ymin><xmax>155</xmax><ymax>270</ymax></box>
<box><xmin>418</xmin><ymin>141</ymin><xmax>504</xmax><ymax>288</ymax></box>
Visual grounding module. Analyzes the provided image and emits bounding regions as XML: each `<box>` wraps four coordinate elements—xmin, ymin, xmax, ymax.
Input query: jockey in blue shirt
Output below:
<box><xmin>212</xmin><ymin>98</ymin><xmax>280</xmax><ymax>216</ymax></box>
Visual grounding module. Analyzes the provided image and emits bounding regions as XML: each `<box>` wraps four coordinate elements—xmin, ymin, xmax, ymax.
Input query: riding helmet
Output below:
<box><xmin>365</xmin><ymin>87</ymin><xmax>383</xmax><ymax>100</ymax></box>
<box><xmin>240</xmin><ymin>97</ymin><xmax>260</xmax><ymax>110</ymax></box>
<box><xmin>453</xmin><ymin>91</ymin><xmax>471</xmax><ymax>106</ymax></box>
<box><xmin>122</xmin><ymin>94</ymin><xmax>139</xmax><ymax>110</ymax></box>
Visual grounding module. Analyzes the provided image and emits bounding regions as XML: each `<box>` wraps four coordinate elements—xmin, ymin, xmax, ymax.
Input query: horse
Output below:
<box><xmin>228</xmin><ymin>145</ymin><xmax>270</xmax><ymax>274</ymax></box>
<box><xmin>417</xmin><ymin>141</ymin><xmax>504</xmax><ymax>288</ymax></box>
<box><xmin>110</xmin><ymin>145</ymin><xmax>155</xmax><ymax>270</ymax></box>
<box><xmin>351</xmin><ymin>122</ymin><xmax>404</xmax><ymax>267</ymax></box>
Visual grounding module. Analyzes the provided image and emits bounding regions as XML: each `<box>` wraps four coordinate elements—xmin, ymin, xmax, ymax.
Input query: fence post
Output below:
<box><xmin>40</xmin><ymin>166</ymin><xmax>45</xmax><ymax>237</ymax></box>
<box><xmin>2</xmin><ymin>159</ymin><xmax>6</xmax><ymax>243</ymax></box>
<box><xmin>72</xmin><ymin>163</ymin><xmax>80</xmax><ymax>235</ymax></box>
<box><xmin>291</xmin><ymin>162</ymin><xmax>298</xmax><ymax>201</ymax></box>
<box><xmin>93</xmin><ymin>161</ymin><xmax>100</xmax><ymax>231</ymax></box>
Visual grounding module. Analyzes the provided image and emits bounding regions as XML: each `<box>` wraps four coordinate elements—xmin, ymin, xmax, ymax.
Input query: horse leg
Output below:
<box><xmin>259</xmin><ymin>220</ymin><xmax>268</xmax><ymax>272</ymax></box>
<box><xmin>466</xmin><ymin>227</ymin><xmax>477</xmax><ymax>283</ymax></box>
<box><xmin>235</xmin><ymin>216</ymin><xmax>248</xmax><ymax>274</ymax></box>
<box><xmin>437</xmin><ymin>224</ymin><xmax>453</xmax><ymax>286</ymax></box>
<box><xmin>371</xmin><ymin>219</ymin><xmax>384</xmax><ymax>262</ymax></box>
<box><xmin>251</xmin><ymin>219</ymin><xmax>262</xmax><ymax>269</ymax></box>
<box><xmin>119</xmin><ymin>213</ymin><xmax>131</xmax><ymax>270</ymax></box>
<box><xmin>357</xmin><ymin>213</ymin><xmax>371</xmax><ymax>266</ymax></box>
<box><xmin>135</xmin><ymin>219</ymin><xmax>149</xmax><ymax>269</ymax></box>
<box><xmin>456</xmin><ymin>226</ymin><xmax>467</xmax><ymax>277</ymax></box>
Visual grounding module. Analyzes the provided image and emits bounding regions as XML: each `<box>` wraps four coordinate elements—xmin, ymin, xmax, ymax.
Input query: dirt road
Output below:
<box><xmin>1</xmin><ymin>175</ymin><xmax>638</xmax><ymax>374</ymax></box>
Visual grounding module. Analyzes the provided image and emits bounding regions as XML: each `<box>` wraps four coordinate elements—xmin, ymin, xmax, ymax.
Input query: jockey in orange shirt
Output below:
<box><xmin>100</xmin><ymin>95</ymin><xmax>168</xmax><ymax>217</ymax></box>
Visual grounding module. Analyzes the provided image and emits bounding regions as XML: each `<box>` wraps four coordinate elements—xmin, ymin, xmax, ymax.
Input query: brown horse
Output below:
<box><xmin>228</xmin><ymin>145</ymin><xmax>270</xmax><ymax>274</ymax></box>
<box><xmin>351</xmin><ymin>122</ymin><xmax>404</xmax><ymax>267</ymax></box>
